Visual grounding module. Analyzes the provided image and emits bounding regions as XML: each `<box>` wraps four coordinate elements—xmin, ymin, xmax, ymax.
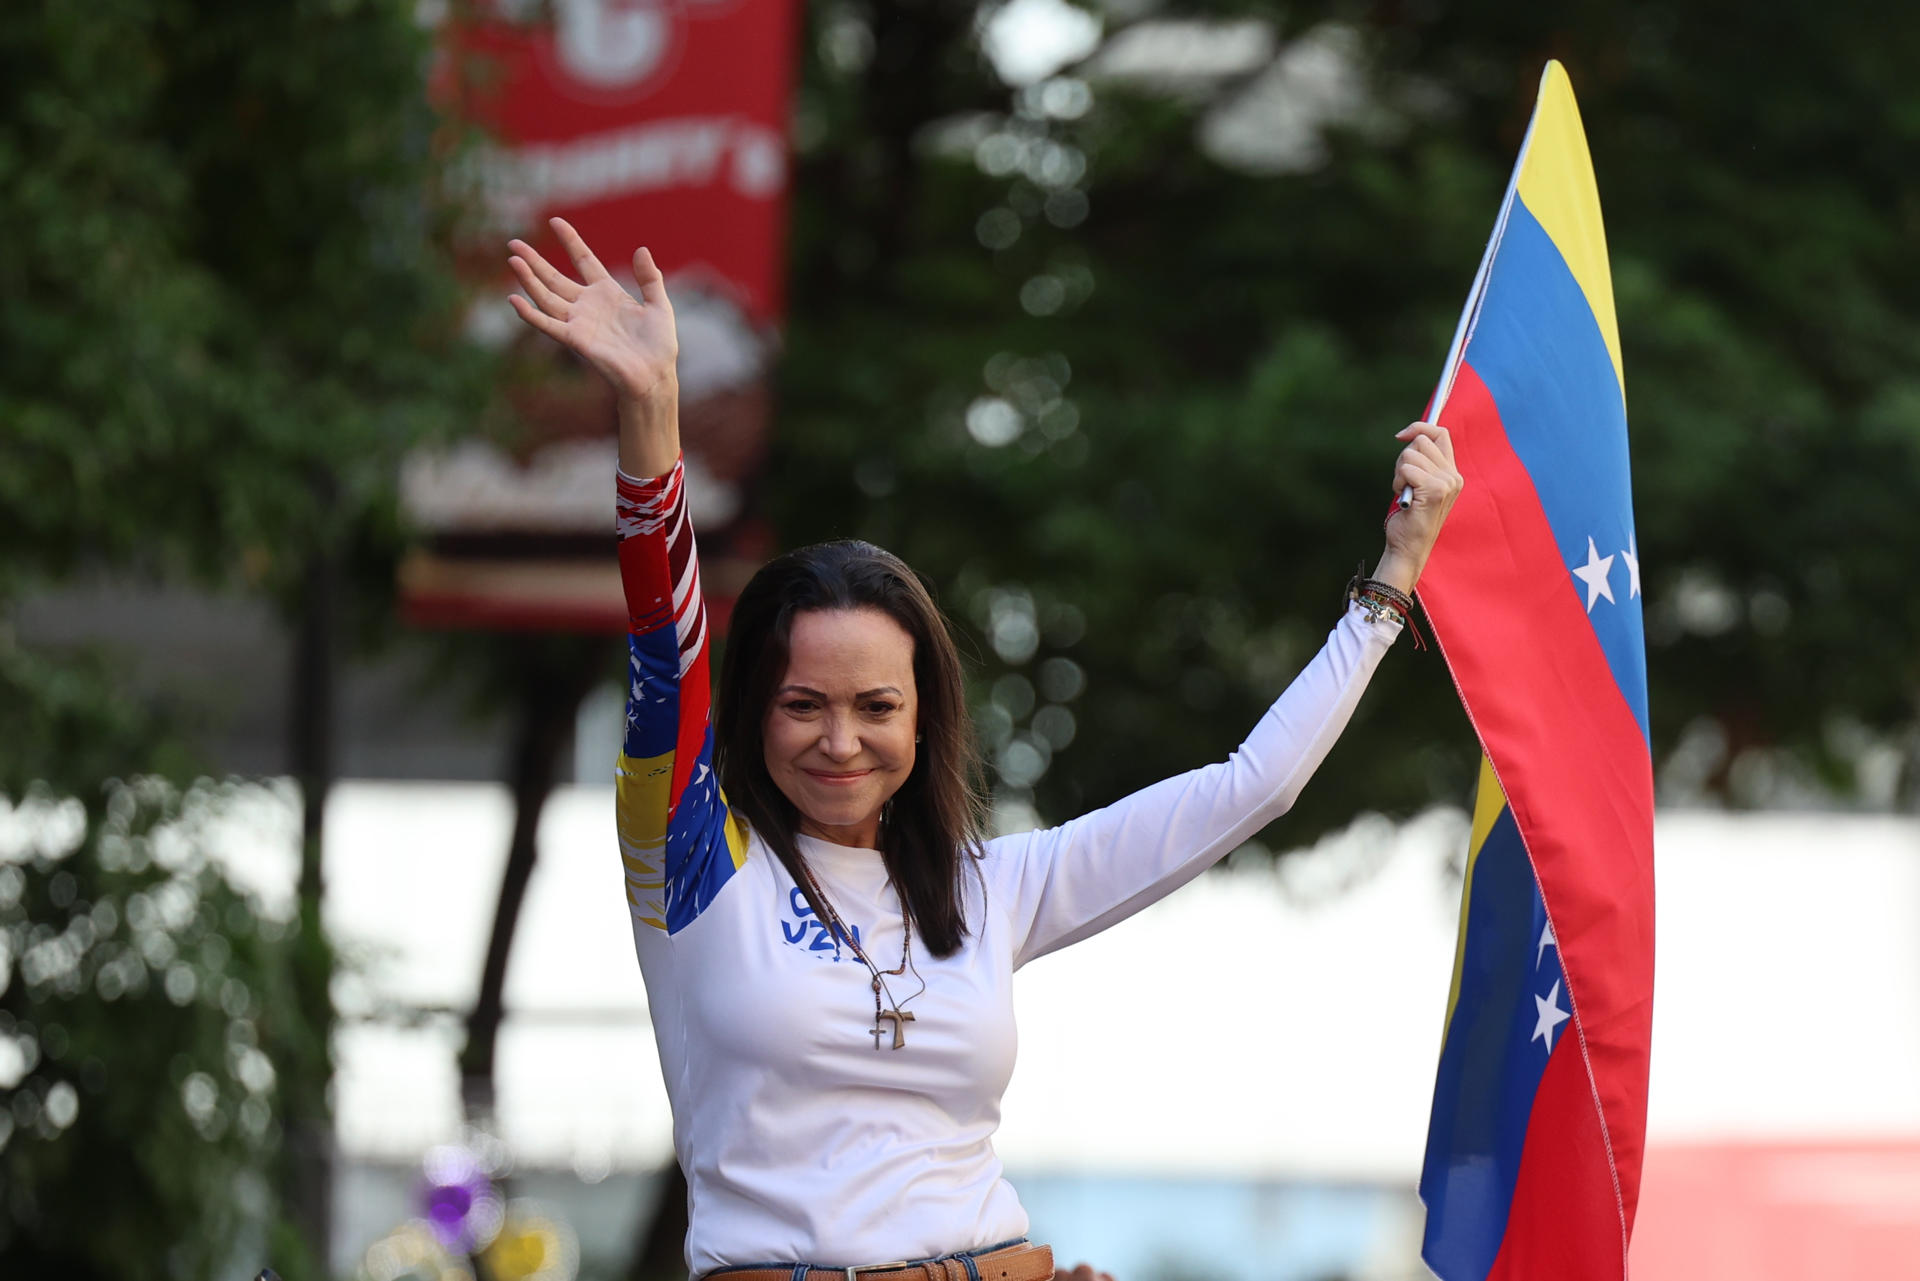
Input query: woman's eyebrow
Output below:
<box><xmin>774</xmin><ymin>684</ymin><xmax>826</xmax><ymax>699</ymax></box>
<box><xmin>773</xmin><ymin>684</ymin><xmax>904</xmax><ymax>699</ymax></box>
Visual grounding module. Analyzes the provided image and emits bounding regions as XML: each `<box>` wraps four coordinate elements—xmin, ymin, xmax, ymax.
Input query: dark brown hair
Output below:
<box><xmin>713</xmin><ymin>540</ymin><xmax>987</xmax><ymax>957</ymax></box>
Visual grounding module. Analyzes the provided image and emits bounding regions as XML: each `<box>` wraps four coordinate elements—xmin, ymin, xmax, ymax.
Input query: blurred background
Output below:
<box><xmin>4</xmin><ymin>1</ymin><xmax>1919</xmax><ymax>1279</ymax></box>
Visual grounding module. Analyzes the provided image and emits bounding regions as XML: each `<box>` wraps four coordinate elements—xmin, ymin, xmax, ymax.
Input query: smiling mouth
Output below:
<box><xmin>804</xmin><ymin>769</ymin><xmax>874</xmax><ymax>785</ymax></box>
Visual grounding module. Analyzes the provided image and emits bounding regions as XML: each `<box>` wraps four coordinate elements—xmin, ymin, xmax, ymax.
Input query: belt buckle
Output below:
<box><xmin>845</xmin><ymin>1261</ymin><xmax>913</xmax><ymax>1281</ymax></box>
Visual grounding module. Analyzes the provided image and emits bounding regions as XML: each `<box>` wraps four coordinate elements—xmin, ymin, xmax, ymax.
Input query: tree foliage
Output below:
<box><xmin>773</xmin><ymin>0</ymin><xmax>1920</xmax><ymax>839</ymax></box>
<box><xmin>0</xmin><ymin>778</ymin><xmax>301</xmax><ymax>1281</ymax></box>
<box><xmin>2</xmin><ymin>0</ymin><xmax>484</xmax><ymax>594</ymax></box>
<box><xmin>1</xmin><ymin>1</ymin><xmax>488</xmax><ymax>1277</ymax></box>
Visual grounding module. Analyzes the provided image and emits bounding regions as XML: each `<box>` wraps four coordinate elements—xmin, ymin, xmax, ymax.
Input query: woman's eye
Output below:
<box><xmin>864</xmin><ymin>702</ymin><xmax>898</xmax><ymax>716</ymax></box>
<box><xmin>782</xmin><ymin>700</ymin><xmax>818</xmax><ymax>714</ymax></box>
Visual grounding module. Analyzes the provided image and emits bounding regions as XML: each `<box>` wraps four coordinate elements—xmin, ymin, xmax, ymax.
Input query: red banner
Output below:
<box><xmin>402</xmin><ymin>0</ymin><xmax>800</xmax><ymax>631</ymax></box>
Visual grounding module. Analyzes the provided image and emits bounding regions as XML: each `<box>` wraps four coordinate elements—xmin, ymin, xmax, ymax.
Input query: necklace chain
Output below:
<box><xmin>793</xmin><ymin>851</ymin><xmax>925</xmax><ymax>1049</ymax></box>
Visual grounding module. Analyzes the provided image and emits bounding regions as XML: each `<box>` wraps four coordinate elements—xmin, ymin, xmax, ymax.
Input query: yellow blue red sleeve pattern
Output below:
<box><xmin>615</xmin><ymin>459</ymin><xmax>749</xmax><ymax>933</ymax></box>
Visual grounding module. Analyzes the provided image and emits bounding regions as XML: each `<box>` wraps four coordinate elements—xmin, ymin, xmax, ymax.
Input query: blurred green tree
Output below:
<box><xmin>0</xmin><ymin>773</ymin><xmax>297</xmax><ymax>1281</ymax></box>
<box><xmin>0</xmin><ymin>1</ymin><xmax>488</xmax><ymax>1277</ymax></box>
<box><xmin>772</xmin><ymin>0</ymin><xmax>1920</xmax><ymax>846</ymax></box>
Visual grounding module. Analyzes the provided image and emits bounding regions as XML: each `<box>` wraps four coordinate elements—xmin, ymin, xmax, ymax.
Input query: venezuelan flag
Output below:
<box><xmin>1416</xmin><ymin>62</ymin><xmax>1655</xmax><ymax>1280</ymax></box>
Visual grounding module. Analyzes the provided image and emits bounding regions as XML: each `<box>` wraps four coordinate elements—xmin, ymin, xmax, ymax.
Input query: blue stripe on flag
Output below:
<box><xmin>1463</xmin><ymin>197</ymin><xmax>1649</xmax><ymax>741</ymax></box>
<box><xmin>1420</xmin><ymin>805</ymin><xmax>1567</xmax><ymax>1279</ymax></box>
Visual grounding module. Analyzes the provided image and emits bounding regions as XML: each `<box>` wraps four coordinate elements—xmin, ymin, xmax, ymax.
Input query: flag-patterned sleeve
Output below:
<box><xmin>615</xmin><ymin>458</ymin><xmax>750</xmax><ymax>934</ymax></box>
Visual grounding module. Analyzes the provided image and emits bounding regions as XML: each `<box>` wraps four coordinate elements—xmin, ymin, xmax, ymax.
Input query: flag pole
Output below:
<box><xmin>1399</xmin><ymin>62</ymin><xmax>1558</xmax><ymax>512</ymax></box>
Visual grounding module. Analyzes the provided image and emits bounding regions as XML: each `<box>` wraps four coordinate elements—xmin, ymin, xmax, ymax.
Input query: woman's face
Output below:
<box><xmin>763</xmin><ymin>607</ymin><xmax>919</xmax><ymax>848</ymax></box>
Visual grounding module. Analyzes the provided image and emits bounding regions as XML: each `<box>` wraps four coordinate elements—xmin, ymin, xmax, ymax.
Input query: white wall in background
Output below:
<box><xmin>198</xmin><ymin>786</ymin><xmax>1920</xmax><ymax>1178</ymax></box>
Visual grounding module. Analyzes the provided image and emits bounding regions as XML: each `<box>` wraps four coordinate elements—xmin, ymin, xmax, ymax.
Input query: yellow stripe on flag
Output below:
<box><xmin>1515</xmin><ymin>60</ymin><xmax>1624</xmax><ymax>401</ymax></box>
<box><xmin>1441</xmin><ymin>756</ymin><xmax>1511</xmax><ymax>1043</ymax></box>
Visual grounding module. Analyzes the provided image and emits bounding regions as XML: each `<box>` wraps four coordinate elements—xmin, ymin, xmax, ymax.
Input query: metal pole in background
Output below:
<box><xmin>285</xmin><ymin>469</ymin><xmax>339</xmax><ymax>1281</ymax></box>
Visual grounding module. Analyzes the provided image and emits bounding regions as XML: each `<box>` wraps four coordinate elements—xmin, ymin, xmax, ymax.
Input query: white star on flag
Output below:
<box><xmin>1622</xmin><ymin>534</ymin><xmax>1641</xmax><ymax>599</ymax></box>
<box><xmin>1537</xmin><ymin>920</ymin><xmax>1557</xmax><ymax>967</ymax></box>
<box><xmin>1572</xmin><ymin>536</ymin><xmax>1616</xmax><ymax>612</ymax></box>
<box><xmin>1533</xmin><ymin>980</ymin><xmax>1571</xmax><ymax>1052</ymax></box>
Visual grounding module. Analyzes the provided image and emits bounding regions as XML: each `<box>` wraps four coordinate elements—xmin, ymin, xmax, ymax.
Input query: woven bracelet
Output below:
<box><xmin>1345</xmin><ymin>565</ymin><xmax>1427</xmax><ymax>649</ymax></box>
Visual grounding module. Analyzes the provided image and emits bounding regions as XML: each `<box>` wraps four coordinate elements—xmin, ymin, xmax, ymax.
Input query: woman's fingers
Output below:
<box><xmin>1409</xmin><ymin>432</ymin><xmax>1451</xmax><ymax>474</ymax></box>
<box><xmin>1396</xmin><ymin>420</ymin><xmax>1454</xmax><ymax>460</ymax></box>
<box><xmin>1392</xmin><ymin>445</ymin><xmax>1464</xmax><ymax>517</ymax></box>
<box><xmin>1394</xmin><ymin>456</ymin><xmax>1438</xmax><ymax>500</ymax></box>
<box><xmin>1395</xmin><ymin>439</ymin><xmax>1436</xmax><ymax>483</ymax></box>
<box><xmin>507</xmin><ymin>239</ymin><xmax>583</xmax><ymax>302</ymax></box>
<box><xmin>632</xmin><ymin>245</ymin><xmax>669</xmax><ymax>306</ymax></box>
<box><xmin>509</xmin><ymin>255</ymin><xmax>571</xmax><ymax>318</ymax></box>
<box><xmin>1392</xmin><ymin>421</ymin><xmax>1462</xmax><ymax>496</ymax></box>
<box><xmin>550</xmin><ymin>216</ymin><xmax>612</xmax><ymax>283</ymax></box>
<box><xmin>1051</xmin><ymin>1267</ymin><xmax>1113</xmax><ymax>1281</ymax></box>
<box><xmin>507</xmin><ymin>292</ymin><xmax>569</xmax><ymax>343</ymax></box>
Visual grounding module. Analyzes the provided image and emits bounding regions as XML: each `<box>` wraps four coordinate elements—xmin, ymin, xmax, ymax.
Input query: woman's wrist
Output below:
<box><xmin>617</xmin><ymin>372</ymin><xmax>681</xmax><ymax>479</ymax></box>
<box><xmin>1370</xmin><ymin>547</ymin><xmax>1425</xmax><ymax>596</ymax></box>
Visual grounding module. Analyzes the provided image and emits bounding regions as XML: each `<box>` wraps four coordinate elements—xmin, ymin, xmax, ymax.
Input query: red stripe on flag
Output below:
<box><xmin>1485</xmin><ymin>1036</ymin><xmax>1625</xmax><ymax>1279</ymax></box>
<box><xmin>1421</xmin><ymin>362</ymin><xmax>1656</xmax><ymax>1242</ymax></box>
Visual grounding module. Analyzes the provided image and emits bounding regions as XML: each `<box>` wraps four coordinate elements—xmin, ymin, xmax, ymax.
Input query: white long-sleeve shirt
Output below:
<box><xmin>613</xmin><ymin>461</ymin><xmax>1400</xmax><ymax>1276</ymax></box>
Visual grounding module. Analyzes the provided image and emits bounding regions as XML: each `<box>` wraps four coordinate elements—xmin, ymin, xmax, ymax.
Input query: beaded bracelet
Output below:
<box><xmin>1345</xmin><ymin>565</ymin><xmax>1427</xmax><ymax>649</ymax></box>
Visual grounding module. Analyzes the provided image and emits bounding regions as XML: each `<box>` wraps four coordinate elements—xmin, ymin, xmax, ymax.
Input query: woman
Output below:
<box><xmin>507</xmin><ymin>218</ymin><xmax>1461</xmax><ymax>1281</ymax></box>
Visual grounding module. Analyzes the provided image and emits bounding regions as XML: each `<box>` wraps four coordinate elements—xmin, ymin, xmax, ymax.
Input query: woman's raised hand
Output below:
<box><xmin>508</xmin><ymin>217</ymin><xmax>680</xmax><ymax>476</ymax></box>
<box><xmin>508</xmin><ymin>218</ymin><xmax>677</xmax><ymax>398</ymax></box>
<box><xmin>1375</xmin><ymin>420</ymin><xmax>1465</xmax><ymax>594</ymax></box>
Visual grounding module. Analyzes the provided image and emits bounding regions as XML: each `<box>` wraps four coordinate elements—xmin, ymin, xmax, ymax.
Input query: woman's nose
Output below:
<box><xmin>818</xmin><ymin>714</ymin><xmax>861</xmax><ymax>761</ymax></box>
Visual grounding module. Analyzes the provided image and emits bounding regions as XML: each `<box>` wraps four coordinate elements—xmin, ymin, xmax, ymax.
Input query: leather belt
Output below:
<box><xmin>705</xmin><ymin>1240</ymin><xmax>1054</xmax><ymax>1281</ymax></box>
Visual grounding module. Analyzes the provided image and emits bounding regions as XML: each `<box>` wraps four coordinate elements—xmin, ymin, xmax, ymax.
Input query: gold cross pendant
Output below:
<box><xmin>872</xmin><ymin>1007</ymin><xmax>916</xmax><ymax>1050</ymax></box>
